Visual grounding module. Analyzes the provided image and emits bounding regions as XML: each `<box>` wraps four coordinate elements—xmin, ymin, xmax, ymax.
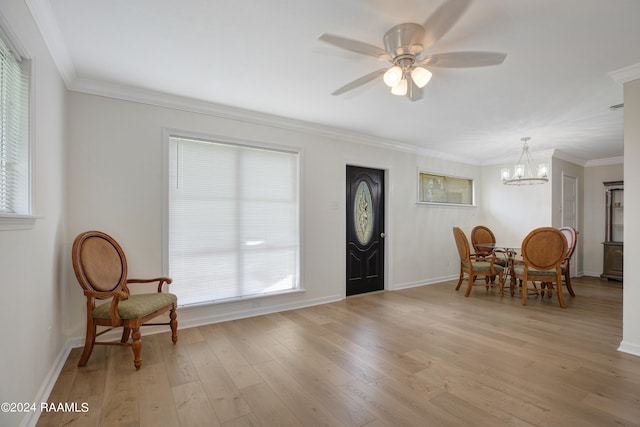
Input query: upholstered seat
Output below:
<box><xmin>513</xmin><ymin>265</ymin><xmax>561</xmax><ymax>278</ymax></box>
<box><xmin>72</xmin><ymin>230</ymin><xmax>178</xmax><ymax>369</ymax></box>
<box><xmin>463</xmin><ymin>260</ymin><xmax>497</xmax><ymax>272</ymax></box>
<box><xmin>92</xmin><ymin>293</ymin><xmax>177</xmax><ymax>320</ymax></box>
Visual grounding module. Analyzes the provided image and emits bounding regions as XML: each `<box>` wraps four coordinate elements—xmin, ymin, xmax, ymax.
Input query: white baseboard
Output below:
<box><xmin>21</xmin><ymin>341</ymin><xmax>73</xmax><ymax>427</ymax></box>
<box><xmin>176</xmin><ymin>293</ymin><xmax>344</xmax><ymax>330</ymax></box>
<box><xmin>581</xmin><ymin>270</ymin><xmax>602</xmax><ymax>278</ymax></box>
<box><xmin>618</xmin><ymin>340</ymin><xmax>640</xmax><ymax>357</ymax></box>
<box><xmin>391</xmin><ymin>275</ymin><xmax>458</xmax><ymax>290</ymax></box>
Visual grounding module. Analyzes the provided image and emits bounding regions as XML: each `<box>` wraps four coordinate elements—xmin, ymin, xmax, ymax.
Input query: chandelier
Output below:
<box><xmin>501</xmin><ymin>137</ymin><xmax>549</xmax><ymax>185</ymax></box>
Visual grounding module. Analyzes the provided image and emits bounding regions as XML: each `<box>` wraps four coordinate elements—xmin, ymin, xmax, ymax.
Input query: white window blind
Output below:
<box><xmin>0</xmin><ymin>31</ymin><xmax>30</xmax><ymax>214</ymax></box>
<box><xmin>168</xmin><ymin>136</ymin><xmax>300</xmax><ymax>306</ymax></box>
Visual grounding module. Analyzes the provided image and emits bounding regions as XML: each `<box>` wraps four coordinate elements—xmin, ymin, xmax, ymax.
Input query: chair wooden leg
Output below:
<box><xmin>556</xmin><ymin>277</ymin><xmax>566</xmax><ymax>308</ymax></box>
<box><xmin>455</xmin><ymin>269</ymin><xmax>464</xmax><ymax>290</ymax></box>
<box><xmin>78</xmin><ymin>321</ymin><xmax>96</xmax><ymax>367</ymax></box>
<box><xmin>465</xmin><ymin>277</ymin><xmax>473</xmax><ymax>297</ymax></box>
<box><xmin>498</xmin><ymin>271</ymin><xmax>504</xmax><ymax>297</ymax></box>
<box><xmin>509</xmin><ymin>274</ymin><xmax>515</xmax><ymax>296</ymax></box>
<box><xmin>131</xmin><ymin>328</ymin><xmax>142</xmax><ymax>370</ymax></box>
<box><xmin>522</xmin><ymin>280</ymin><xmax>528</xmax><ymax>306</ymax></box>
<box><xmin>121</xmin><ymin>327</ymin><xmax>131</xmax><ymax>343</ymax></box>
<box><xmin>565</xmin><ymin>273</ymin><xmax>575</xmax><ymax>296</ymax></box>
<box><xmin>170</xmin><ymin>307</ymin><xmax>178</xmax><ymax>344</ymax></box>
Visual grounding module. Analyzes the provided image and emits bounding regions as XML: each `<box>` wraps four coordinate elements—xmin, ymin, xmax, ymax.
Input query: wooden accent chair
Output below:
<box><xmin>72</xmin><ymin>231</ymin><xmax>178</xmax><ymax>370</ymax></box>
<box><xmin>471</xmin><ymin>225</ymin><xmax>498</xmax><ymax>258</ymax></box>
<box><xmin>452</xmin><ymin>227</ymin><xmax>504</xmax><ymax>297</ymax></box>
<box><xmin>512</xmin><ymin>227</ymin><xmax>568</xmax><ymax>308</ymax></box>
<box><xmin>470</xmin><ymin>225</ymin><xmax>508</xmax><ymax>282</ymax></box>
<box><xmin>559</xmin><ymin>226</ymin><xmax>577</xmax><ymax>296</ymax></box>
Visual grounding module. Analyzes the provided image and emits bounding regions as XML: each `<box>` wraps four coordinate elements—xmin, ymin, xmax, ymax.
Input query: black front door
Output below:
<box><xmin>346</xmin><ymin>166</ymin><xmax>385</xmax><ymax>296</ymax></box>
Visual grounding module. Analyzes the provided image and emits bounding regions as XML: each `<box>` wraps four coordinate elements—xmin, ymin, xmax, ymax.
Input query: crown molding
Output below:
<box><xmin>552</xmin><ymin>149</ymin><xmax>586</xmax><ymax>167</ymax></box>
<box><xmin>585</xmin><ymin>156</ymin><xmax>624</xmax><ymax>167</ymax></box>
<box><xmin>609</xmin><ymin>63</ymin><xmax>640</xmax><ymax>85</ymax></box>
<box><xmin>69</xmin><ymin>76</ymin><xmax>475</xmax><ymax>164</ymax></box>
<box><xmin>25</xmin><ymin>0</ymin><xmax>76</xmax><ymax>84</ymax></box>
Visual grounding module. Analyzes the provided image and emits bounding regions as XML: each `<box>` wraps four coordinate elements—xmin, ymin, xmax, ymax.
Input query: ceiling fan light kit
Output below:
<box><xmin>391</xmin><ymin>78</ymin><xmax>408</xmax><ymax>96</ymax></box>
<box><xmin>383</xmin><ymin>66</ymin><xmax>403</xmax><ymax>87</ymax></box>
<box><xmin>411</xmin><ymin>67</ymin><xmax>432</xmax><ymax>88</ymax></box>
<box><xmin>318</xmin><ymin>0</ymin><xmax>506</xmax><ymax>101</ymax></box>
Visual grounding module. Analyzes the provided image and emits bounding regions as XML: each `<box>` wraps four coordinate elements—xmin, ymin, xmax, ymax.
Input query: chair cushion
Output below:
<box><xmin>93</xmin><ymin>293</ymin><xmax>177</xmax><ymax>320</ymax></box>
<box><xmin>464</xmin><ymin>261</ymin><xmax>504</xmax><ymax>273</ymax></box>
<box><xmin>474</xmin><ymin>256</ymin><xmax>508</xmax><ymax>267</ymax></box>
<box><xmin>493</xmin><ymin>258</ymin><xmax>508</xmax><ymax>267</ymax></box>
<box><xmin>513</xmin><ymin>265</ymin><xmax>559</xmax><ymax>278</ymax></box>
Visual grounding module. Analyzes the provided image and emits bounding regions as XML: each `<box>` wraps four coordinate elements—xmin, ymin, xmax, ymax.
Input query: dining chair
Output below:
<box><xmin>470</xmin><ymin>225</ymin><xmax>498</xmax><ymax>257</ymax></box>
<box><xmin>559</xmin><ymin>226</ymin><xmax>577</xmax><ymax>296</ymax></box>
<box><xmin>72</xmin><ymin>230</ymin><xmax>178</xmax><ymax>369</ymax></box>
<box><xmin>452</xmin><ymin>227</ymin><xmax>505</xmax><ymax>297</ymax></box>
<box><xmin>470</xmin><ymin>225</ymin><xmax>509</xmax><ymax>285</ymax></box>
<box><xmin>512</xmin><ymin>227</ymin><xmax>568</xmax><ymax>308</ymax></box>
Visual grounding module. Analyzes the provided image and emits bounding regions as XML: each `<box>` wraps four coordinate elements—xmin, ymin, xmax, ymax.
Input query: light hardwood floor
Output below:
<box><xmin>37</xmin><ymin>277</ymin><xmax>639</xmax><ymax>427</ymax></box>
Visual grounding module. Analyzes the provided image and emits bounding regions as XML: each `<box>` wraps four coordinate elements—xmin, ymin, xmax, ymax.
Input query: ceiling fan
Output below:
<box><xmin>318</xmin><ymin>0</ymin><xmax>506</xmax><ymax>101</ymax></box>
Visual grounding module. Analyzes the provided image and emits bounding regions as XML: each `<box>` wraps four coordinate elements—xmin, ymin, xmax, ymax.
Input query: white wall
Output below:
<box><xmin>64</xmin><ymin>91</ymin><xmax>483</xmax><ymax>339</ymax></box>
<box><xmin>621</xmin><ymin>77</ymin><xmax>640</xmax><ymax>355</ymax></box>
<box><xmin>478</xmin><ymin>160</ymin><xmax>553</xmax><ymax>244</ymax></box>
<box><xmin>0</xmin><ymin>2</ymin><xmax>67</xmax><ymax>427</ymax></box>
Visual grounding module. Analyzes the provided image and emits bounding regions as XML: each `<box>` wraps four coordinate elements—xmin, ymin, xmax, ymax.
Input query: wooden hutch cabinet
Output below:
<box><xmin>601</xmin><ymin>181</ymin><xmax>623</xmax><ymax>281</ymax></box>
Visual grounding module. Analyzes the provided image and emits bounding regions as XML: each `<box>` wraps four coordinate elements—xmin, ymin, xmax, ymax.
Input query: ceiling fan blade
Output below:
<box><xmin>319</xmin><ymin>34</ymin><xmax>392</xmax><ymax>61</ymax></box>
<box><xmin>418</xmin><ymin>0</ymin><xmax>472</xmax><ymax>50</ymax></box>
<box><xmin>418</xmin><ymin>51</ymin><xmax>507</xmax><ymax>68</ymax></box>
<box><xmin>407</xmin><ymin>78</ymin><xmax>423</xmax><ymax>102</ymax></box>
<box><xmin>331</xmin><ymin>69</ymin><xmax>387</xmax><ymax>96</ymax></box>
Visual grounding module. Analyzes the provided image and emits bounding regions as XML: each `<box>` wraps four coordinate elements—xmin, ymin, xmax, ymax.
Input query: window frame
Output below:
<box><xmin>162</xmin><ymin>128</ymin><xmax>304</xmax><ymax>307</ymax></box>
<box><xmin>417</xmin><ymin>170</ymin><xmax>476</xmax><ymax>207</ymax></box>
<box><xmin>0</xmin><ymin>19</ymin><xmax>35</xmax><ymax>231</ymax></box>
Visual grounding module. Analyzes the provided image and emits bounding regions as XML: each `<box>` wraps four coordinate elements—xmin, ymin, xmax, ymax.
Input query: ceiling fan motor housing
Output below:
<box><xmin>383</xmin><ymin>23</ymin><xmax>425</xmax><ymax>57</ymax></box>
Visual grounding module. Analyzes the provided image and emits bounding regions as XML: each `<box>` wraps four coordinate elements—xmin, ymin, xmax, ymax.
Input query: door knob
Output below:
<box><xmin>380</xmin><ymin>232</ymin><xmax>386</xmax><ymax>238</ymax></box>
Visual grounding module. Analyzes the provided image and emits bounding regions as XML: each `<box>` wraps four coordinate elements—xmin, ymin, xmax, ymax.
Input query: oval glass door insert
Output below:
<box><xmin>354</xmin><ymin>181</ymin><xmax>373</xmax><ymax>245</ymax></box>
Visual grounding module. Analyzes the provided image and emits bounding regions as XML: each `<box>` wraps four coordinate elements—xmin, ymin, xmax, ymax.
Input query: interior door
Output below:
<box><xmin>562</xmin><ymin>174</ymin><xmax>578</xmax><ymax>277</ymax></box>
<box><xmin>346</xmin><ymin>166</ymin><xmax>385</xmax><ymax>296</ymax></box>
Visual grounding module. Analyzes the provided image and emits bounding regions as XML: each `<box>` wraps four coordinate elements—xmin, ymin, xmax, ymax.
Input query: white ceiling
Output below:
<box><xmin>29</xmin><ymin>0</ymin><xmax>640</xmax><ymax>164</ymax></box>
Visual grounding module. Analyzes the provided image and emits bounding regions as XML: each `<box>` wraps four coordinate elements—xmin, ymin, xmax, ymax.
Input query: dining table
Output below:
<box><xmin>476</xmin><ymin>243</ymin><xmax>520</xmax><ymax>296</ymax></box>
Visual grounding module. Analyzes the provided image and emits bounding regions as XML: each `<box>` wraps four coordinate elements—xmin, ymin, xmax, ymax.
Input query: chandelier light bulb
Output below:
<box><xmin>537</xmin><ymin>163</ymin><xmax>549</xmax><ymax>179</ymax></box>
<box><xmin>383</xmin><ymin>66</ymin><xmax>403</xmax><ymax>87</ymax></box>
<box><xmin>411</xmin><ymin>67</ymin><xmax>432</xmax><ymax>88</ymax></box>
<box><xmin>514</xmin><ymin>164</ymin><xmax>525</xmax><ymax>179</ymax></box>
<box><xmin>391</xmin><ymin>78</ymin><xmax>408</xmax><ymax>96</ymax></box>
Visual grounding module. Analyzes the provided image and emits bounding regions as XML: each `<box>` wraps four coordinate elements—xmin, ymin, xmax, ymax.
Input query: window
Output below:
<box><xmin>0</xmin><ymin>27</ymin><xmax>31</xmax><ymax>221</ymax></box>
<box><xmin>167</xmin><ymin>135</ymin><xmax>300</xmax><ymax>306</ymax></box>
<box><xmin>418</xmin><ymin>171</ymin><xmax>474</xmax><ymax>205</ymax></box>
